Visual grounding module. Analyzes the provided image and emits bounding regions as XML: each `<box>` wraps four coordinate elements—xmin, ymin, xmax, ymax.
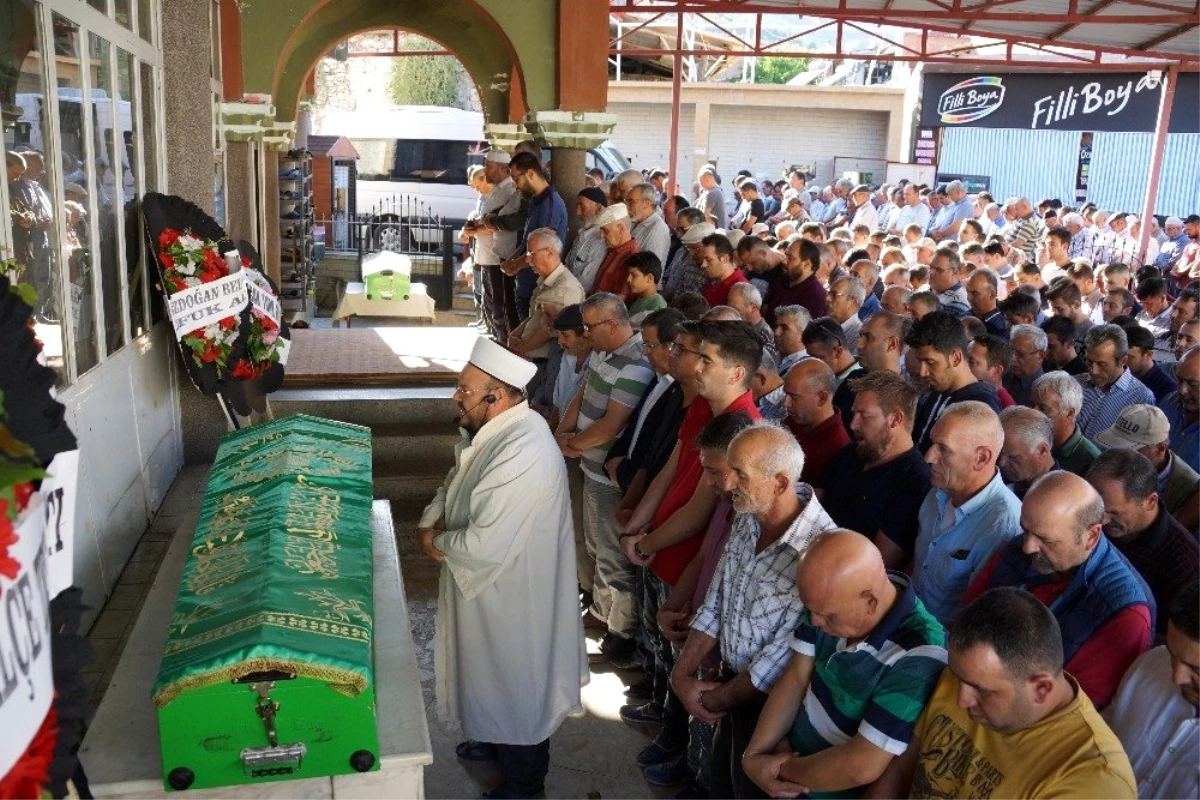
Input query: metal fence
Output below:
<box><xmin>317</xmin><ymin>194</ymin><xmax>457</xmax><ymax>310</ymax></box>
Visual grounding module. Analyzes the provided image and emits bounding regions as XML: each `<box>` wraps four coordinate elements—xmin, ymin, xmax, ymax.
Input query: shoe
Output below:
<box><xmin>279</xmin><ymin>169</ymin><xmax>301</xmax><ymax>179</ymax></box>
<box><xmin>644</xmin><ymin>756</ymin><xmax>695</xmax><ymax>788</ymax></box>
<box><xmin>620</xmin><ymin>701</ymin><xmax>664</xmax><ymax>726</ymax></box>
<box><xmin>281</xmin><ymin>210</ymin><xmax>301</xmax><ymax>220</ymax></box>
<box><xmin>669</xmin><ymin>780</ymin><xmax>709</xmax><ymax>798</ymax></box>
<box><xmin>636</xmin><ymin>734</ymin><xmax>684</xmax><ymax>767</ymax></box>
<box><xmin>624</xmin><ymin>677</ymin><xmax>653</xmax><ymax>699</ymax></box>
<box><xmin>455</xmin><ymin>740</ymin><xmax>497</xmax><ymax>762</ymax></box>
<box><xmin>589</xmin><ymin>632</ymin><xmax>637</xmax><ymax>665</ymax></box>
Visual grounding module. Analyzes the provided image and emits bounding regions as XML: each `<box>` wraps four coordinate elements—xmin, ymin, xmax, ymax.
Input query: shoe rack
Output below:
<box><xmin>279</xmin><ymin>149</ymin><xmax>314</xmax><ymax>320</ymax></box>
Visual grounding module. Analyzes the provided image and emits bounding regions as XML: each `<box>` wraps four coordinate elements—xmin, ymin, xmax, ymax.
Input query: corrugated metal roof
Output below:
<box><xmin>616</xmin><ymin>0</ymin><xmax>1199</xmax><ymax>61</ymax></box>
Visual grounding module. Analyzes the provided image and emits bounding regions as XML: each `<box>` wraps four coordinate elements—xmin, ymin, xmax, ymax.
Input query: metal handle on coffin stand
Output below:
<box><xmin>238</xmin><ymin>680</ymin><xmax>307</xmax><ymax>777</ymax></box>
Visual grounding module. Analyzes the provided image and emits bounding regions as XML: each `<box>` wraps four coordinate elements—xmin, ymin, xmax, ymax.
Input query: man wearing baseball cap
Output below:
<box><xmin>1086</xmin><ymin>446</ymin><xmax>1198</xmax><ymax>635</ymax></box>
<box><xmin>1094</xmin><ymin>404</ymin><xmax>1200</xmax><ymax>533</ymax></box>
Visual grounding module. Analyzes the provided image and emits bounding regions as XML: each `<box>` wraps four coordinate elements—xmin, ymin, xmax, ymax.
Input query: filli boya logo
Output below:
<box><xmin>938</xmin><ymin>77</ymin><xmax>1006</xmax><ymax>125</ymax></box>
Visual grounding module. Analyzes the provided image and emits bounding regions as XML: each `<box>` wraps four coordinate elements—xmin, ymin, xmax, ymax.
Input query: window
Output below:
<box><xmin>389</xmin><ymin>140</ymin><xmax>485</xmax><ymax>185</ymax></box>
<box><xmin>1</xmin><ymin>0</ymin><xmax>164</xmax><ymax>386</ymax></box>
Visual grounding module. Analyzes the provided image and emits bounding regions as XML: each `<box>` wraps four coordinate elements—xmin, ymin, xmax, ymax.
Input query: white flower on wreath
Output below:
<box><xmin>175</xmin><ymin>258</ymin><xmax>197</xmax><ymax>276</ymax></box>
<box><xmin>184</xmin><ymin>277</ymin><xmax>202</xmax><ymax>288</ymax></box>
<box><xmin>178</xmin><ymin>234</ymin><xmax>205</xmax><ymax>251</ymax></box>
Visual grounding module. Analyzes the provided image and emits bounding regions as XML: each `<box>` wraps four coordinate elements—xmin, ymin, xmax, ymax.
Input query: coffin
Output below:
<box><xmin>153</xmin><ymin>415</ymin><xmax>378</xmax><ymax>792</ymax></box>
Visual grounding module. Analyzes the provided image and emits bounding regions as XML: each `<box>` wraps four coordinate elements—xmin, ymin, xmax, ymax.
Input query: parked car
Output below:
<box><xmin>316</xmin><ymin>105</ymin><xmax>629</xmax><ymax>226</ymax></box>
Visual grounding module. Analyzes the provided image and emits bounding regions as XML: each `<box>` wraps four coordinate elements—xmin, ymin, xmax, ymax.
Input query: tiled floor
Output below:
<box><xmin>86</xmin><ymin>464</ymin><xmax>672</xmax><ymax>799</ymax></box>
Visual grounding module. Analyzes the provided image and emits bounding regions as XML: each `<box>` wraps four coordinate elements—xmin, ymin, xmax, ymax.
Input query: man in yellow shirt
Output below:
<box><xmin>866</xmin><ymin>587</ymin><xmax>1136</xmax><ymax>799</ymax></box>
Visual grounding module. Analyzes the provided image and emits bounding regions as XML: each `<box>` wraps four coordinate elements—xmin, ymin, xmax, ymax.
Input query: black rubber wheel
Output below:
<box><xmin>167</xmin><ymin>767</ymin><xmax>196</xmax><ymax>790</ymax></box>
<box><xmin>349</xmin><ymin>750</ymin><xmax>376</xmax><ymax>772</ymax></box>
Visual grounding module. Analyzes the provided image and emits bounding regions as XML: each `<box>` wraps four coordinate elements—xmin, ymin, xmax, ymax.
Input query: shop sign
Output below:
<box><xmin>921</xmin><ymin>71</ymin><xmax>1200</xmax><ymax>133</ymax></box>
<box><xmin>913</xmin><ymin>126</ymin><xmax>941</xmax><ymax>166</ymax></box>
<box><xmin>1075</xmin><ymin>132</ymin><xmax>1094</xmax><ymax>203</ymax></box>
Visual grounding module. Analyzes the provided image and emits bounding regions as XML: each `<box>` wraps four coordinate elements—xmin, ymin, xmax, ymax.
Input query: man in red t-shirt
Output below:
<box><xmin>622</xmin><ymin>320</ymin><xmax>764</xmax><ymax>581</ymax></box>
<box><xmin>963</xmin><ymin>471</ymin><xmax>1153</xmax><ymax>708</ymax></box>
<box><xmin>781</xmin><ymin>359</ymin><xmax>850</xmax><ymax>490</ymax></box>
<box><xmin>616</xmin><ymin>319</ymin><xmax>763</xmax><ymax>767</ymax></box>
<box><xmin>699</xmin><ymin>233</ymin><xmax>749</xmax><ymax>308</ymax></box>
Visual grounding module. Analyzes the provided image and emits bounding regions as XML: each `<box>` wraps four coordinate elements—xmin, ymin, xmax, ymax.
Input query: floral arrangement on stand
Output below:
<box><xmin>0</xmin><ymin>271</ymin><xmax>90</xmax><ymax>799</ymax></box>
<box><xmin>156</xmin><ymin>228</ymin><xmax>243</xmax><ymax>371</ymax></box>
<box><xmin>232</xmin><ymin>307</ymin><xmax>284</xmax><ymax>380</ymax></box>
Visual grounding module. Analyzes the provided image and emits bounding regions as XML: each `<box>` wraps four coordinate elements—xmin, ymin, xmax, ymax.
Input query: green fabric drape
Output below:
<box><xmin>154</xmin><ymin>415</ymin><xmax>375</xmax><ymax>707</ymax></box>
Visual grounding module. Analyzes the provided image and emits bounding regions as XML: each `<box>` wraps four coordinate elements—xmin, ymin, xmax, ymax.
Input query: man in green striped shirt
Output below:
<box><xmin>743</xmin><ymin>530</ymin><xmax>947</xmax><ymax>798</ymax></box>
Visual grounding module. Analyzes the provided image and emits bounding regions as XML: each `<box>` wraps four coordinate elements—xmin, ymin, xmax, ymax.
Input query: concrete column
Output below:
<box><xmin>224</xmin><ymin>140</ymin><xmax>256</xmax><ymax>245</ymax></box>
<box><xmin>295</xmin><ymin>106</ymin><xmax>312</xmax><ymax>150</ymax></box>
<box><xmin>263</xmin><ymin>149</ymin><xmax>281</xmax><ymax>285</ymax></box>
<box><xmin>551</xmin><ymin>147</ymin><xmax>587</xmax><ymax>245</ymax></box>
<box><xmin>162</xmin><ymin>0</ymin><xmax>215</xmax><ymax>213</ymax></box>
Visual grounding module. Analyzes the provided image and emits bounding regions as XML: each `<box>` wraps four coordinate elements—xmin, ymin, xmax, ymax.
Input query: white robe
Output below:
<box><xmin>419</xmin><ymin>402</ymin><xmax>587</xmax><ymax>745</ymax></box>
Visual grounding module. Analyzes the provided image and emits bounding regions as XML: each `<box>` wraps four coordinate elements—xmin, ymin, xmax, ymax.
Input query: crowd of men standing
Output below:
<box><xmin>445</xmin><ymin>148</ymin><xmax>1200</xmax><ymax>799</ymax></box>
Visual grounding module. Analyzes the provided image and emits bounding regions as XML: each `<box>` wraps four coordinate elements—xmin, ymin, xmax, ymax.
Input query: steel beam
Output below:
<box><xmin>1137</xmin><ymin>64</ymin><xmax>1177</xmax><ymax>265</ymax></box>
<box><xmin>668</xmin><ymin>12</ymin><xmax>684</xmax><ymax>196</ymax></box>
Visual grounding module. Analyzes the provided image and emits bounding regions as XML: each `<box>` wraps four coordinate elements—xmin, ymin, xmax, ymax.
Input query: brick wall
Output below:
<box><xmin>606</xmin><ymin>102</ymin><xmax>697</xmax><ymax>186</ymax></box>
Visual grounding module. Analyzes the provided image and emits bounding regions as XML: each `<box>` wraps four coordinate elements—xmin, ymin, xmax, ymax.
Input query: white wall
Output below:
<box><xmin>706</xmin><ymin>105</ymin><xmax>889</xmax><ymax>186</ymax></box>
<box><xmin>606</xmin><ymin>102</ymin><xmax>697</xmax><ymax>188</ymax></box>
<box><xmin>606</xmin><ymin>82</ymin><xmax>905</xmax><ymax>191</ymax></box>
<box><xmin>61</xmin><ymin>323</ymin><xmax>182</xmax><ymax>628</ymax></box>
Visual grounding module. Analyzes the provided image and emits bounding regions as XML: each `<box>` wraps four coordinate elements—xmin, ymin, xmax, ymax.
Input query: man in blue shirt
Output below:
<box><xmin>929</xmin><ymin>181</ymin><xmax>973</xmax><ymax>242</ymax></box>
<box><xmin>912</xmin><ymin>401</ymin><xmax>1021</xmax><ymax>626</ymax></box>
<box><xmin>1160</xmin><ymin>346</ymin><xmax>1199</xmax><ymax>473</ymax></box>
<box><xmin>507</xmin><ymin>151</ymin><xmax>568</xmax><ymax>321</ymax></box>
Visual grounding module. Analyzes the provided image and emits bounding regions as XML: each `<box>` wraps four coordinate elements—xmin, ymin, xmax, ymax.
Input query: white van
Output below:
<box><xmin>315</xmin><ymin>105</ymin><xmax>630</xmax><ymax>224</ymax></box>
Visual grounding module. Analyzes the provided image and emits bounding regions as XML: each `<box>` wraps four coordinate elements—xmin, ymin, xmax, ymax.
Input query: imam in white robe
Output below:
<box><xmin>419</xmin><ymin>402</ymin><xmax>588</xmax><ymax>745</ymax></box>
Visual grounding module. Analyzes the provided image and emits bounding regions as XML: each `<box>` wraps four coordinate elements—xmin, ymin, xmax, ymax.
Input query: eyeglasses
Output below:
<box><xmin>669</xmin><ymin>342</ymin><xmax>702</xmax><ymax>357</ymax></box>
<box><xmin>582</xmin><ymin>318</ymin><xmax>617</xmax><ymax>333</ymax></box>
<box><xmin>525</xmin><ymin>246</ymin><xmax>553</xmax><ymax>258</ymax></box>
<box><xmin>454</xmin><ymin>384</ymin><xmax>499</xmax><ymax>398</ymax></box>
<box><xmin>643</xmin><ymin>341</ymin><xmax>667</xmax><ymax>352</ymax></box>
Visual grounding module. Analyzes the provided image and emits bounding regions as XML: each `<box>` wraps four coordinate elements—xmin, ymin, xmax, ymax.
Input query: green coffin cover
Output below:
<box><xmin>153</xmin><ymin>414</ymin><xmax>375</xmax><ymax>708</ymax></box>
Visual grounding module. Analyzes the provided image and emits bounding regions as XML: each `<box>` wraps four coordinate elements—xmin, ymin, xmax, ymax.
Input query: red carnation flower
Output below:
<box><xmin>0</xmin><ymin>512</ymin><xmax>19</xmax><ymax>582</ymax></box>
<box><xmin>202</xmin><ymin>248</ymin><xmax>226</xmax><ymax>275</ymax></box>
<box><xmin>241</xmin><ymin>256</ymin><xmax>252</xmax><ymax>268</ymax></box>
<box><xmin>200</xmin><ymin>345</ymin><xmax>220</xmax><ymax>363</ymax></box>
<box><xmin>13</xmin><ymin>483</ymin><xmax>33</xmax><ymax>513</ymax></box>
<box><xmin>219</xmin><ymin>316</ymin><xmax>236</xmax><ymax>330</ymax></box>
<box><xmin>158</xmin><ymin>229</ymin><xmax>179</xmax><ymax>248</ymax></box>
<box><xmin>159</xmin><ymin>253</ymin><xmax>175</xmax><ymax>268</ymax></box>
<box><xmin>232</xmin><ymin>359</ymin><xmax>260</xmax><ymax>379</ymax></box>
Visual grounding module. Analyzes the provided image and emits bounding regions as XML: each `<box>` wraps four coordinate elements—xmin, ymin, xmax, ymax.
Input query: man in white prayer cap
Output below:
<box><xmin>419</xmin><ymin>337</ymin><xmax>587</xmax><ymax>798</ymax></box>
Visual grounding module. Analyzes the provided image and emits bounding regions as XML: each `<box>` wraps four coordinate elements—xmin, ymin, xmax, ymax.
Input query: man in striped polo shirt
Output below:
<box><xmin>743</xmin><ymin>530</ymin><xmax>947</xmax><ymax>798</ymax></box>
<box><xmin>557</xmin><ymin>293</ymin><xmax>655</xmax><ymax>666</ymax></box>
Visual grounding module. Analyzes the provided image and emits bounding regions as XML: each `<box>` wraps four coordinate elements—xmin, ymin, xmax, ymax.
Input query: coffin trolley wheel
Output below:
<box><xmin>350</xmin><ymin>750</ymin><xmax>376</xmax><ymax>772</ymax></box>
<box><xmin>167</xmin><ymin>767</ymin><xmax>195</xmax><ymax>791</ymax></box>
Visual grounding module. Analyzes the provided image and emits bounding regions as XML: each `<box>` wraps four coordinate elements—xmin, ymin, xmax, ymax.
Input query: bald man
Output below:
<box><xmin>743</xmin><ymin>531</ymin><xmax>947</xmax><ymax>797</ymax></box>
<box><xmin>911</xmin><ymin>402</ymin><xmax>1021</xmax><ymax>626</ymax></box>
<box><xmin>965</xmin><ymin>471</ymin><xmax>1154</xmax><ymax>707</ymax></box>
<box><xmin>782</xmin><ymin>358</ymin><xmax>851</xmax><ymax>488</ymax></box>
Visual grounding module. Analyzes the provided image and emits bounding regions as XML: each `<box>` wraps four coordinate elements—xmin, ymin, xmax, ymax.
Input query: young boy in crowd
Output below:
<box><xmin>627</xmin><ymin>251</ymin><xmax>668</xmax><ymax>328</ymax></box>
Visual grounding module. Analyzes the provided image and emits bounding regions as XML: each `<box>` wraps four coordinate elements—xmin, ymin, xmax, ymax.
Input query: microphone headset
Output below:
<box><xmin>454</xmin><ymin>391</ymin><xmax>498</xmax><ymax>425</ymax></box>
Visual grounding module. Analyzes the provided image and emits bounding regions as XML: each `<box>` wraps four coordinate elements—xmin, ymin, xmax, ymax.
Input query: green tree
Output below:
<box><xmin>387</xmin><ymin>37</ymin><xmax>470</xmax><ymax>108</ymax></box>
<box><xmin>753</xmin><ymin>56</ymin><xmax>811</xmax><ymax>85</ymax></box>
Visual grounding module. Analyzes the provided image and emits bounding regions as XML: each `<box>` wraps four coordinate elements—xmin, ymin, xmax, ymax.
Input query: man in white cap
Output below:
<box><xmin>591</xmin><ymin>202</ymin><xmax>640</xmax><ymax>299</ymax></box>
<box><xmin>464</xmin><ymin>150</ymin><xmax>522</xmax><ymax>340</ymax></box>
<box><xmin>419</xmin><ymin>337</ymin><xmax>587</xmax><ymax>799</ymax></box>
<box><xmin>1157</xmin><ymin>216</ymin><xmax>1189</xmax><ymax>271</ymax></box>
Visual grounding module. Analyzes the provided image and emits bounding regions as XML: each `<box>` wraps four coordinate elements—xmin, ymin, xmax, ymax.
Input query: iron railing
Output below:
<box><xmin>317</xmin><ymin>194</ymin><xmax>457</xmax><ymax>310</ymax></box>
